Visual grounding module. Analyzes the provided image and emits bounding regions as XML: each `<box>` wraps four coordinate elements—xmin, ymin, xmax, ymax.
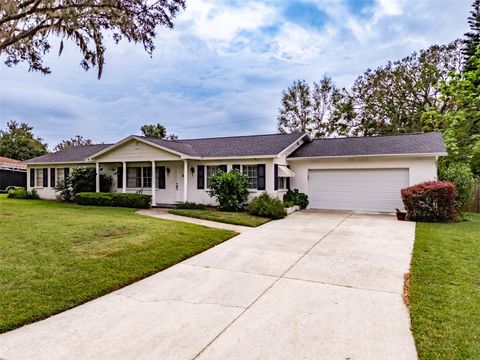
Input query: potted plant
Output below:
<box><xmin>396</xmin><ymin>208</ymin><xmax>406</xmax><ymax>221</ymax></box>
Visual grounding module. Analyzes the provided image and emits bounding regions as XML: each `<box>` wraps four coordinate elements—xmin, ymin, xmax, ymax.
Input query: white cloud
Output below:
<box><xmin>0</xmin><ymin>0</ymin><xmax>471</xmax><ymax>145</ymax></box>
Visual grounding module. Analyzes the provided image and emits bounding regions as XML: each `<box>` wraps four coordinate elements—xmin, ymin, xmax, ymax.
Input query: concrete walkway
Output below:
<box><xmin>137</xmin><ymin>208</ymin><xmax>252</xmax><ymax>233</ymax></box>
<box><xmin>0</xmin><ymin>211</ymin><xmax>417</xmax><ymax>360</ymax></box>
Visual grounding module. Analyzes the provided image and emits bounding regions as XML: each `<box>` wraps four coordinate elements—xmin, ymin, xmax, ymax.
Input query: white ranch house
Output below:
<box><xmin>23</xmin><ymin>132</ymin><xmax>446</xmax><ymax>212</ymax></box>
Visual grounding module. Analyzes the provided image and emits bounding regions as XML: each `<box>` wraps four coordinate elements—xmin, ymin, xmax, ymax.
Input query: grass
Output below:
<box><xmin>169</xmin><ymin>209</ymin><xmax>270</xmax><ymax>227</ymax></box>
<box><xmin>410</xmin><ymin>212</ymin><xmax>480</xmax><ymax>359</ymax></box>
<box><xmin>0</xmin><ymin>195</ymin><xmax>235</xmax><ymax>333</ymax></box>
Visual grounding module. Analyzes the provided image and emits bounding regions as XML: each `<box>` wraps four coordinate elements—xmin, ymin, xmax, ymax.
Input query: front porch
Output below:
<box><xmin>95</xmin><ymin>160</ymin><xmax>191</xmax><ymax>206</ymax></box>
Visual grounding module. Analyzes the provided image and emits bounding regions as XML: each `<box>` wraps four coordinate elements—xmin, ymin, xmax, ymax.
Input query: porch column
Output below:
<box><xmin>95</xmin><ymin>162</ymin><xmax>100</xmax><ymax>192</ymax></box>
<box><xmin>122</xmin><ymin>162</ymin><xmax>127</xmax><ymax>193</ymax></box>
<box><xmin>183</xmin><ymin>159</ymin><xmax>188</xmax><ymax>202</ymax></box>
<box><xmin>151</xmin><ymin>160</ymin><xmax>156</xmax><ymax>206</ymax></box>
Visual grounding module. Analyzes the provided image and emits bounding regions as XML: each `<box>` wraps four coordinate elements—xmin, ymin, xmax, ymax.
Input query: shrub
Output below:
<box><xmin>7</xmin><ymin>188</ymin><xmax>39</xmax><ymax>199</ymax></box>
<box><xmin>438</xmin><ymin>162</ymin><xmax>475</xmax><ymax>211</ymax></box>
<box><xmin>247</xmin><ymin>192</ymin><xmax>285</xmax><ymax>219</ymax></box>
<box><xmin>283</xmin><ymin>189</ymin><xmax>309</xmax><ymax>209</ymax></box>
<box><xmin>75</xmin><ymin>192</ymin><xmax>151</xmax><ymax>208</ymax></box>
<box><xmin>207</xmin><ymin>170</ymin><xmax>249</xmax><ymax>211</ymax></box>
<box><xmin>401</xmin><ymin>181</ymin><xmax>456</xmax><ymax>222</ymax></box>
<box><xmin>55</xmin><ymin>166</ymin><xmax>113</xmax><ymax>201</ymax></box>
<box><xmin>176</xmin><ymin>202</ymin><xmax>209</xmax><ymax>210</ymax></box>
<box><xmin>55</xmin><ymin>179</ymin><xmax>74</xmax><ymax>202</ymax></box>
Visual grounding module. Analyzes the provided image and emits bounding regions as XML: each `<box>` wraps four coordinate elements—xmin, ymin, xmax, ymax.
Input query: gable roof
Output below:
<box><xmin>23</xmin><ymin>133</ymin><xmax>307</xmax><ymax>164</ymax></box>
<box><xmin>288</xmin><ymin>132</ymin><xmax>446</xmax><ymax>158</ymax></box>
<box><xmin>23</xmin><ymin>144</ymin><xmax>112</xmax><ymax>164</ymax></box>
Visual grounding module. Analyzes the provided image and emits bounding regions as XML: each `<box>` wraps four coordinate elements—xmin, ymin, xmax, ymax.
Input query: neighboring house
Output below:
<box><xmin>0</xmin><ymin>156</ymin><xmax>27</xmax><ymax>191</ymax></box>
<box><xmin>23</xmin><ymin>132</ymin><xmax>446</xmax><ymax>212</ymax></box>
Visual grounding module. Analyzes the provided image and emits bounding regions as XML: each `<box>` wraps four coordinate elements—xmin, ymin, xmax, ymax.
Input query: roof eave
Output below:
<box><xmin>287</xmin><ymin>152</ymin><xmax>448</xmax><ymax>160</ymax></box>
<box><xmin>88</xmin><ymin>135</ymin><xmax>188</xmax><ymax>160</ymax></box>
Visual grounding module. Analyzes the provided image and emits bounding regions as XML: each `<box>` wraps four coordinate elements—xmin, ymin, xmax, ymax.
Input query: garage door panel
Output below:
<box><xmin>308</xmin><ymin>169</ymin><xmax>409</xmax><ymax>212</ymax></box>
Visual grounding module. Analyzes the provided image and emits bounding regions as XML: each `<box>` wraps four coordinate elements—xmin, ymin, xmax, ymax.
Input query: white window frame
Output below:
<box><xmin>206</xmin><ymin>165</ymin><xmax>222</xmax><ymax>188</ymax></box>
<box><xmin>35</xmin><ymin>169</ymin><xmax>44</xmax><ymax>188</ymax></box>
<box><xmin>242</xmin><ymin>165</ymin><xmax>258</xmax><ymax>190</ymax></box>
<box><xmin>56</xmin><ymin>168</ymin><xmax>65</xmax><ymax>184</ymax></box>
<box><xmin>127</xmin><ymin>166</ymin><xmax>152</xmax><ymax>188</ymax></box>
<box><xmin>277</xmin><ymin>176</ymin><xmax>287</xmax><ymax>190</ymax></box>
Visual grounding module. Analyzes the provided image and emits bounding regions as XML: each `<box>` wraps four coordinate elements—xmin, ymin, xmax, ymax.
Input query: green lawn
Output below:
<box><xmin>0</xmin><ymin>195</ymin><xmax>235</xmax><ymax>333</ymax></box>
<box><xmin>169</xmin><ymin>209</ymin><xmax>270</xmax><ymax>227</ymax></box>
<box><xmin>410</xmin><ymin>213</ymin><xmax>480</xmax><ymax>359</ymax></box>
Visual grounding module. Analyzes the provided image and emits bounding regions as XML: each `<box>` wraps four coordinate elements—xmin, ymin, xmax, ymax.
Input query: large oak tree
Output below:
<box><xmin>0</xmin><ymin>0</ymin><xmax>185</xmax><ymax>78</ymax></box>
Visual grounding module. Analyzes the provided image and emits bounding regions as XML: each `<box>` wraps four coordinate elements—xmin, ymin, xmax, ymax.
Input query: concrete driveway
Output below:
<box><xmin>0</xmin><ymin>211</ymin><xmax>417</xmax><ymax>360</ymax></box>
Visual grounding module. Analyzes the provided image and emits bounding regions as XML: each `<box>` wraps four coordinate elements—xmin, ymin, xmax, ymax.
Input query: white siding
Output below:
<box><xmin>94</xmin><ymin>139</ymin><xmax>181</xmax><ymax>162</ymax></box>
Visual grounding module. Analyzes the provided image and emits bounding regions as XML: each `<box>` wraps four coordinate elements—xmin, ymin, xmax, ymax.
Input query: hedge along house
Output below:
<box><xmin>23</xmin><ymin>132</ymin><xmax>446</xmax><ymax>212</ymax></box>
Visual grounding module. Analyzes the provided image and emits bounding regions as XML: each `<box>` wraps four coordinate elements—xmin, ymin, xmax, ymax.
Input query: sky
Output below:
<box><xmin>0</xmin><ymin>0</ymin><xmax>472</xmax><ymax>148</ymax></box>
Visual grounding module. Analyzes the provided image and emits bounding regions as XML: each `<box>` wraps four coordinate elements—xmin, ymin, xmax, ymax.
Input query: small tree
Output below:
<box><xmin>207</xmin><ymin>170</ymin><xmax>249</xmax><ymax>211</ymax></box>
<box><xmin>54</xmin><ymin>135</ymin><xmax>93</xmax><ymax>151</ymax></box>
<box><xmin>439</xmin><ymin>163</ymin><xmax>476</xmax><ymax>211</ymax></box>
<box><xmin>54</xmin><ymin>166</ymin><xmax>112</xmax><ymax>201</ymax></box>
<box><xmin>0</xmin><ymin>120</ymin><xmax>48</xmax><ymax>160</ymax></box>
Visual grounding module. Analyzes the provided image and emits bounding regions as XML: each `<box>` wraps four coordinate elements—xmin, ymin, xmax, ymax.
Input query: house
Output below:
<box><xmin>0</xmin><ymin>156</ymin><xmax>27</xmax><ymax>191</ymax></box>
<box><xmin>23</xmin><ymin>132</ymin><xmax>446</xmax><ymax>212</ymax></box>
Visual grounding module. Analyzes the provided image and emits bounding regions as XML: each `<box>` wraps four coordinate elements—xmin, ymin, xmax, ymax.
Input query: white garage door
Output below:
<box><xmin>308</xmin><ymin>169</ymin><xmax>409</xmax><ymax>212</ymax></box>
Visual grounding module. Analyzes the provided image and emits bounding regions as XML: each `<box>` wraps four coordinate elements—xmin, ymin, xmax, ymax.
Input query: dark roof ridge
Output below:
<box><xmin>310</xmin><ymin>132</ymin><xmax>436</xmax><ymax>141</ymax></box>
<box><xmin>179</xmin><ymin>132</ymin><xmax>305</xmax><ymax>142</ymax></box>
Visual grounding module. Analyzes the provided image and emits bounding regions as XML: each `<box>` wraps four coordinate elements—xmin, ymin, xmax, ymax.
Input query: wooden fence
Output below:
<box><xmin>463</xmin><ymin>181</ymin><xmax>480</xmax><ymax>213</ymax></box>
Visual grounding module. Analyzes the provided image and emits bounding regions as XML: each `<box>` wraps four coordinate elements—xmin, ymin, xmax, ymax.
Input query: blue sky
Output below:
<box><xmin>0</xmin><ymin>0</ymin><xmax>471</xmax><ymax>148</ymax></box>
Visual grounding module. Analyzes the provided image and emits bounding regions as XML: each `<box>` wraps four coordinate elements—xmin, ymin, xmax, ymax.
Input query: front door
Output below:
<box><xmin>175</xmin><ymin>166</ymin><xmax>184</xmax><ymax>202</ymax></box>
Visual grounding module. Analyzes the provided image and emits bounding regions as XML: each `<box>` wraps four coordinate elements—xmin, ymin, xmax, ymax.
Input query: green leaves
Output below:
<box><xmin>207</xmin><ymin>169</ymin><xmax>249</xmax><ymax>211</ymax></box>
<box><xmin>0</xmin><ymin>120</ymin><xmax>48</xmax><ymax>161</ymax></box>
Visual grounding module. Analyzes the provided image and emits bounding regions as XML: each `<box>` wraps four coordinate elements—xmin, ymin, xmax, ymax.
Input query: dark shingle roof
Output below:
<box><xmin>172</xmin><ymin>133</ymin><xmax>305</xmax><ymax>157</ymax></box>
<box><xmin>288</xmin><ymin>132</ymin><xmax>446</xmax><ymax>158</ymax></box>
<box><xmin>23</xmin><ymin>144</ymin><xmax>112</xmax><ymax>164</ymax></box>
<box><xmin>23</xmin><ymin>133</ymin><xmax>306</xmax><ymax>163</ymax></box>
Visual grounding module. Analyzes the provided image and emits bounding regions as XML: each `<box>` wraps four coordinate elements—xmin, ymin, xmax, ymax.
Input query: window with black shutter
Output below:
<box><xmin>257</xmin><ymin>164</ymin><xmax>266</xmax><ymax>190</ymax></box>
<box><xmin>197</xmin><ymin>165</ymin><xmax>205</xmax><ymax>189</ymax></box>
<box><xmin>157</xmin><ymin>166</ymin><xmax>166</xmax><ymax>189</ymax></box>
<box><xmin>219</xmin><ymin>165</ymin><xmax>227</xmax><ymax>172</ymax></box>
<box><xmin>64</xmin><ymin>168</ymin><xmax>70</xmax><ymax>179</ymax></box>
<box><xmin>30</xmin><ymin>168</ymin><xmax>35</xmax><ymax>187</ymax></box>
<box><xmin>232</xmin><ymin>164</ymin><xmax>240</xmax><ymax>171</ymax></box>
<box><xmin>286</xmin><ymin>165</ymin><xmax>291</xmax><ymax>189</ymax></box>
<box><xmin>42</xmin><ymin>168</ymin><xmax>48</xmax><ymax>187</ymax></box>
<box><xmin>117</xmin><ymin>166</ymin><xmax>123</xmax><ymax>189</ymax></box>
<box><xmin>50</xmin><ymin>168</ymin><xmax>55</xmax><ymax>188</ymax></box>
<box><xmin>274</xmin><ymin>164</ymin><xmax>278</xmax><ymax>190</ymax></box>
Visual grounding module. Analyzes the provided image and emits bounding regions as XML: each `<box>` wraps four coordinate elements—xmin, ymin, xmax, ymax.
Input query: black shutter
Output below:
<box><xmin>50</xmin><ymin>168</ymin><xmax>55</xmax><ymax>188</ymax></box>
<box><xmin>274</xmin><ymin>164</ymin><xmax>278</xmax><ymax>190</ymax></box>
<box><xmin>117</xmin><ymin>166</ymin><xmax>123</xmax><ymax>189</ymax></box>
<box><xmin>286</xmin><ymin>165</ymin><xmax>291</xmax><ymax>190</ymax></box>
<box><xmin>219</xmin><ymin>165</ymin><xmax>227</xmax><ymax>172</ymax></box>
<box><xmin>257</xmin><ymin>164</ymin><xmax>265</xmax><ymax>190</ymax></box>
<box><xmin>64</xmin><ymin>168</ymin><xmax>69</xmax><ymax>179</ymax></box>
<box><xmin>43</xmin><ymin>168</ymin><xmax>48</xmax><ymax>187</ymax></box>
<box><xmin>158</xmin><ymin>166</ymin><xmax>166</xmax><ymax>189</ymax></box>
<box><xmin>232</xmin><ymin>164</ymin><xmax>240</xmax><ymax>171</ymax></box>
<box><xmin>197</xmin><ymin>165</ymin><xmax>205</xmax><ymax>189</ymax></box>
<box><xmin>30</xmin><ymin>169</ymin><xmax>35</xmax><ymax>187</ymax></box>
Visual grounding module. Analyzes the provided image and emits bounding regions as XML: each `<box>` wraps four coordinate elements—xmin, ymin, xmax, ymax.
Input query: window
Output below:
<box><xmin>143</xmin><ymin>167</ymin><xmax>152</xmax><ymax>188</ymax></box>
<box><xmin>206</xmin><ymin>166</ymin><xmax>220</xmax><ymax>188</ymax></box>
<box><xmin>242</xmin><ymin>165</ymin><xmax>258</xmax><ymax>189</ymax></box>
<box><xmin>127</xmin><ymin>167</ymin><xmax>152</xmax><ymax>188</ymax></box>
<box><xmin>56</xmin><ymin>168</ymin><xmax>65</xmax><ymax>183</ymax></box>
<box><xmin>278</xmin><ymin>177</ymin><xmax>286</xmax><ymax>190</ymax></box>
<box><xmin>35</xmin><ymin>169</ymin><xmax>43</xmax><ymax>187</ymax></box>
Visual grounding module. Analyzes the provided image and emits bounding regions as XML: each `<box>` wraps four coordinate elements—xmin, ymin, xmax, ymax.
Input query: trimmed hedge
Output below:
<box><xmin>7</xmin><ymin>188</ymin><xmax>39</xmax><ymax>199</ymax></box>
<box><xmin>176</xmin><ymin>201</ymin><xmax>209</xmax><ymax>210</ymax></box>
<box><xmin>75</xmin><ymin>192</ymin><xmax>151</xmax><ymax>208</ymax></box>
<box><xmin>247</xmin><ymin>192</ymin><xmax>285</xmax><ymax>219</ymax></box>
<box><xmin>401</xmin><ymin>181</ymin><xmax>456</xmax><ymax>222</ymax></box>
